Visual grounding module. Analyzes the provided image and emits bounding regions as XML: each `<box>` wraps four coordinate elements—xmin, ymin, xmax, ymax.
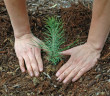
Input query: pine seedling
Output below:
<box><xmin>39</xmin><ymin>16</ymin><xmax>65</xmax><ymax>65</ymax></box>
<box><xmin>32</xmin><ymin>16</ymin><xmax>79</xmax><ymax>65</ymax></box>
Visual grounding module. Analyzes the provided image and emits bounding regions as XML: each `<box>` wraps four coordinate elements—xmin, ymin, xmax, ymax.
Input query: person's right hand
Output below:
<box><xmin>14</xmin><ymin>33</ymin><xmax>43</xmax><ymax>77</ymax></box>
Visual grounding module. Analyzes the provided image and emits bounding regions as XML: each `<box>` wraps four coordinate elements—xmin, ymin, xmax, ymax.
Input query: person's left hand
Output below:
<box><xmin>56</xmin><ymin>43</ymin><xmax>101</xmax><ymax>84</ymax></box>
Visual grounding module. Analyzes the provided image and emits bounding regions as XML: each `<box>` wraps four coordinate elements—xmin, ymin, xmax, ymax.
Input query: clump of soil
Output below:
<box><xmin>0</xmin><ymin>1</ymin><xmax>110</xmax><ymax>96</ymax></box>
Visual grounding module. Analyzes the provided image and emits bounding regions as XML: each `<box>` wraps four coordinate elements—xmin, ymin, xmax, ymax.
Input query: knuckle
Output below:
<box><xmin>30</xmin><ymin>59</ymin><xmax>34</xmax><ymax>63</ymax></box>
<box><xmin>29</xmin><ymin>56</ymin><xmax>35</xmax><ymax>63</ymax></box>
<box><xmin>70</xmin><ymin>72</ymin><xmax>74</xmax><ymax>77</ymax></box>
<box><xmin>67</xmin><ymin>60</ymin><xmax>73</xmax><ymax>65</ymax></box>
<box><xmin>20</xmin><ymin>65</ymin><xmax>23</xmax><ymax>69</ymax></box>
<box><xmin>19</xmin><ymin>61</ymin><xmax>24</xmax><ymax>67</ymax></box>
<box><xmin>33</xmin><ymin>68</ymin><xmax>38</xmax><ymax>72</ymax></box>
<box><xmin>64</xmin><ymin>71</ymin><xmax>67</xmax><ymax>75</ymax></box>
<box><xmin>25</xmin><ymin>48</ymin><xmax>32</xmax><ymax>54</ymax></box>
<box><xmin>60</xmin><ymin>75</ymin><xmax>63</xmax><ymax>78</ymax></box>
<box><xmin>36</xmin><ymin>47</ymin><xmax>40</xmax><ymax>51</ymax></box>
<box><xmin>36</xmin><ymin>55</ymin><xmax>41</xmax><ymax>59</ymax></box>
<box><xmin>65</xmin><ymin>69</ymin><xmax>70</xmax><ymax>75</ymax></box>
<box><xmin>69</xmin><ymin>66</ymin><xmax>74</xmax><ymax>70</ymax></box>
<box><xmin>39</xmin><ymin>63</ymin><xmax>43</xmax><ymax>67</ymax></box>
<box><xmin>73</xmin><ymin>69</ymin><xmax>77</xmax><ymax>73</ymax></box>
<box><xmin>24</xmin><ymin>49</ymin><xmax>28</xmax><ymax>54</ymax></box>
<box><xmin>27</xmin><ymin>48</ymin><xmax>32</xmax><ymax>54</ymax></box>
<box><xmin>20</xmin><ymin>63</ymin><xmax>24</xmax><ymax>68</ymax></box>
<box><xmin>74</xmin><ymin>76</ymin><xmax>78</xmax><ymax>80</ymax></box>
<box><xmin>31</xmin><ymin>62</ymin><xmax>35</xmax><ymax>66</ymax></box>
<box><xmin>60</xmin><ymin>69</ymin><xmax>64</xmax><ymax>73</ymax></box>
<box><xmin>28</xmin><ymin>67</ymin><xmax>32</xmax><ymax>72</ymax></box>
<box><xmin>68</xmin><ymin>62</ymin><xmax>72</xmax><ymax>65</ymax></box>
<box><xmin>18</xmin><ymin>56</ymin><xmax>22</xmax><ymax>60</ymax></box>
<box><xmin>80</xmin><ymin>69</ymin><xmax>85</xmax><ymax>74</ymax></box>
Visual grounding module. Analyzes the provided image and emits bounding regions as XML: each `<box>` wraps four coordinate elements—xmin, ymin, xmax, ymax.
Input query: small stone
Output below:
<box><xmin>51</xmin><ymin>94</ymin><xmax>54</xmax><ymax>96</ymax></box>
<box><xmin>100</xmin><ymin>92</ymin><xmax>105</xmax><ymax>95</ymax></box>
<box><xmin>96</xmin><ymin>92</ymin><xmax>100</xmax><ymax>95</ymax></box>
<box><xmin>107</xmin><ymin>79</ymin><xmax>110</xmax><ymax>82</ymax></box>
<box><xmin>13</xmin><ymin>84</ymin><xmax>20</xmax><ymax>88</ymax></box>
<box><xmin>95</xmin><ymin>74</ymin><xmax>101</xmax><ymax>79</ymax></box>
<box><xmin>84</xmin><ymin>90</ymin><xmax>87</xmax><ymax>92</ymax></box>
<box><xmin>27</xmin><ymin>93</ymin><xmax>31</xmax><ymax>96</ymax></box>
<box><xmin>107</xmin><ymin>69</ymin><xmax>110</xmax><ymax>73</ymax></box>
<box><xmin>7</xmin><ymin>72</ymin><xmax>13</xmax><ymax>75</ymax></box>
<box><xmin>53</xmin><ymin>85</ymin><xmax>57</xmax><ymax>88</ymax></box>
<box><xmin>0</xmin><ymin>67</ymin><xmax>2</xmax><ymax>71</ymax></box>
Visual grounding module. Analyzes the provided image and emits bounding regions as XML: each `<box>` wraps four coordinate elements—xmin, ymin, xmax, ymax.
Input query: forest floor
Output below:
<box><xmin>0</xmin><ymin>0</ymin><xmax>110</xmax><ymax>96</ymax></box>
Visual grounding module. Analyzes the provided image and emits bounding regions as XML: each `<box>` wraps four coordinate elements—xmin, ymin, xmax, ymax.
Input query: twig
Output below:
<box><xmin>43</xmin><ymin>72</ymin><xmax>51</xmax><ymax>79</ymax></box>
<box><xmin>0</xmin><ymin>51</ymin><xmax>6</xmax><ymax>54</ymax></box>
<box><xmin>101</xmin><ymin>52</ymin><xmax>110</xmax><ymax>60</ymax></box>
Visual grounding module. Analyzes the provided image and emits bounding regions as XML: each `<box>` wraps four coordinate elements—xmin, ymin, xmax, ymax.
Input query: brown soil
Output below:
<box><xmin>0</xmin><ymin>1</ymin><xmax>110</xmax><ymax>96</ymax></box>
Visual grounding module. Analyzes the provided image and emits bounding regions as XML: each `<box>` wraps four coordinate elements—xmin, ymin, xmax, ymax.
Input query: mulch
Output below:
<box><xmin>0</xmin><ymin>1</ymin><xmax>110</xmax><ymax>96</ymax></box>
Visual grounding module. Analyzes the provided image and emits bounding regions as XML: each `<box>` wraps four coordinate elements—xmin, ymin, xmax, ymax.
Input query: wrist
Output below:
<box><xmin>86</xmin><ymin>40</ymin><xmax>103</xmax><ymax>52</ymax></box>
<box><xmin>14</xmin><ymin>32</ymin><xmax>33</xmax><ymax>40</ymax></box>
<box><xmin>14</xmin><ymin>26</ymin><xmax>31</xmax><ymax>38</ymax></box>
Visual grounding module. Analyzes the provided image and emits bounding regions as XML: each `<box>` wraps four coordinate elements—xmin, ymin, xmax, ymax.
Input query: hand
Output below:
<box><xmin>14</xmin><ymin>33</ymin><xmax>43</xmax><ymax>77</ymax></box>
<box><xmin>56</xmin><ymin>43</ymin><xmax>101</xmax><ymax>84</ymax></box>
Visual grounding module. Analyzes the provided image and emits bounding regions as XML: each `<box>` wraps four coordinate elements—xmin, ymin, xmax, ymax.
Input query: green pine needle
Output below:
<box><xmin>39</xmin><ymin>16</ymin><xmax>65</xmax><ymax>65</ymax></box>
<box><xmin>33</xmin><ymin>16</ymin><xmax>79</xmax><ymax>65</ymax></box>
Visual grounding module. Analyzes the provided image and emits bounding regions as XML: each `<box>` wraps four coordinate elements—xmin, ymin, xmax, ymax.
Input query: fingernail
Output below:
<box><xmin>35</xmin><ymin>72</ymin><xmax>39</xmax><ymax>77</ymax></box>
<box><xmin>63</xmin><ymin>80</ymin><xmax>66</xmax><ymax>84</ymax></box>
<box><xmin>56</xmin><ymin>72</ymin><xmax>60</xmax><ymax>77</ymax></box>
<box><xmin>22</xmin><ymin>69</ymin><xmax>25</xmax><ymax>73</ymax></box>
<box><xmin>72</xmin><ymin>79</ymin><xmax>75</xmax><ymax>82</ymax></box>
<box><xmin>57</xmin><ymin>78</ymin><xmax>60</xmax><ymax>81</ymax></box>
<box><xmin>30</xmin><ymin>73</ymin><xmax>33</xmax><ymax>77</ymax></box>
<box><xmin>40</xmin><ymin>68</ymin><xmax>43</xmax><ymax>72</ymax></box>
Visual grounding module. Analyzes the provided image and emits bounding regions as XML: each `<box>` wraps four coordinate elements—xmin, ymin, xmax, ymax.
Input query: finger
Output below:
<box><xmin>18</xmin><ymin>56</ymin><xmax>25</xmax><ymax>72</ymax></box>
<box><xmin>56</xmin><ymin>57</ymin><xmax>73</xmax><ymax>77</ymax></box>
<box><xmin>72</xmin><ymin>62</ymin><xmax>93</xmax><ymax>82</ymax></box>
<box><xmin>71</xmin><ymin>58</ymin><xmax>96</xmax><ymax>82</ymax></box>
<box><xmin>23</xmin><ymin>53</ymin><xmax>34</xmax><ymax>77</ymax></box>
<box><xmin>62</xmin><ymin>60</ymin><xmax>84</xmax><ymax>84</ymax></box>
<box><xmin>28</xmin><ymin>48</ymin><xmax>39</xmax><ymax>77</ymax></box>
<box><xmin>35</xmin><ymin>48</ymin><xmax>43</xmax><ymax>72</ymax></box>
<box><xmin>72</xmin><ymin>67</ymin><xmax>87</xmax><ymax>82</ymax></box>
<box><xmin>57</xmin><ymin>63</ymin><xmax>76</xmax><ymax>82</ymax></box>
<box><xmin>63</xmin><ymin>69</ymin><xmax>78</xmax><ymax>84</ymax></box>
<box><xmin>60</xmin><ymin>48</ymin><xmax>73</xmax><ymax>55</ymax></box>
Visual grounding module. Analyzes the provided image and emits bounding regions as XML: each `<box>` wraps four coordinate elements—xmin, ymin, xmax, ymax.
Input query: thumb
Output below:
<box><xmin>60</xmin><ymin>48</ymin><xmax>73</xmax><ymax>55</ymax></box>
